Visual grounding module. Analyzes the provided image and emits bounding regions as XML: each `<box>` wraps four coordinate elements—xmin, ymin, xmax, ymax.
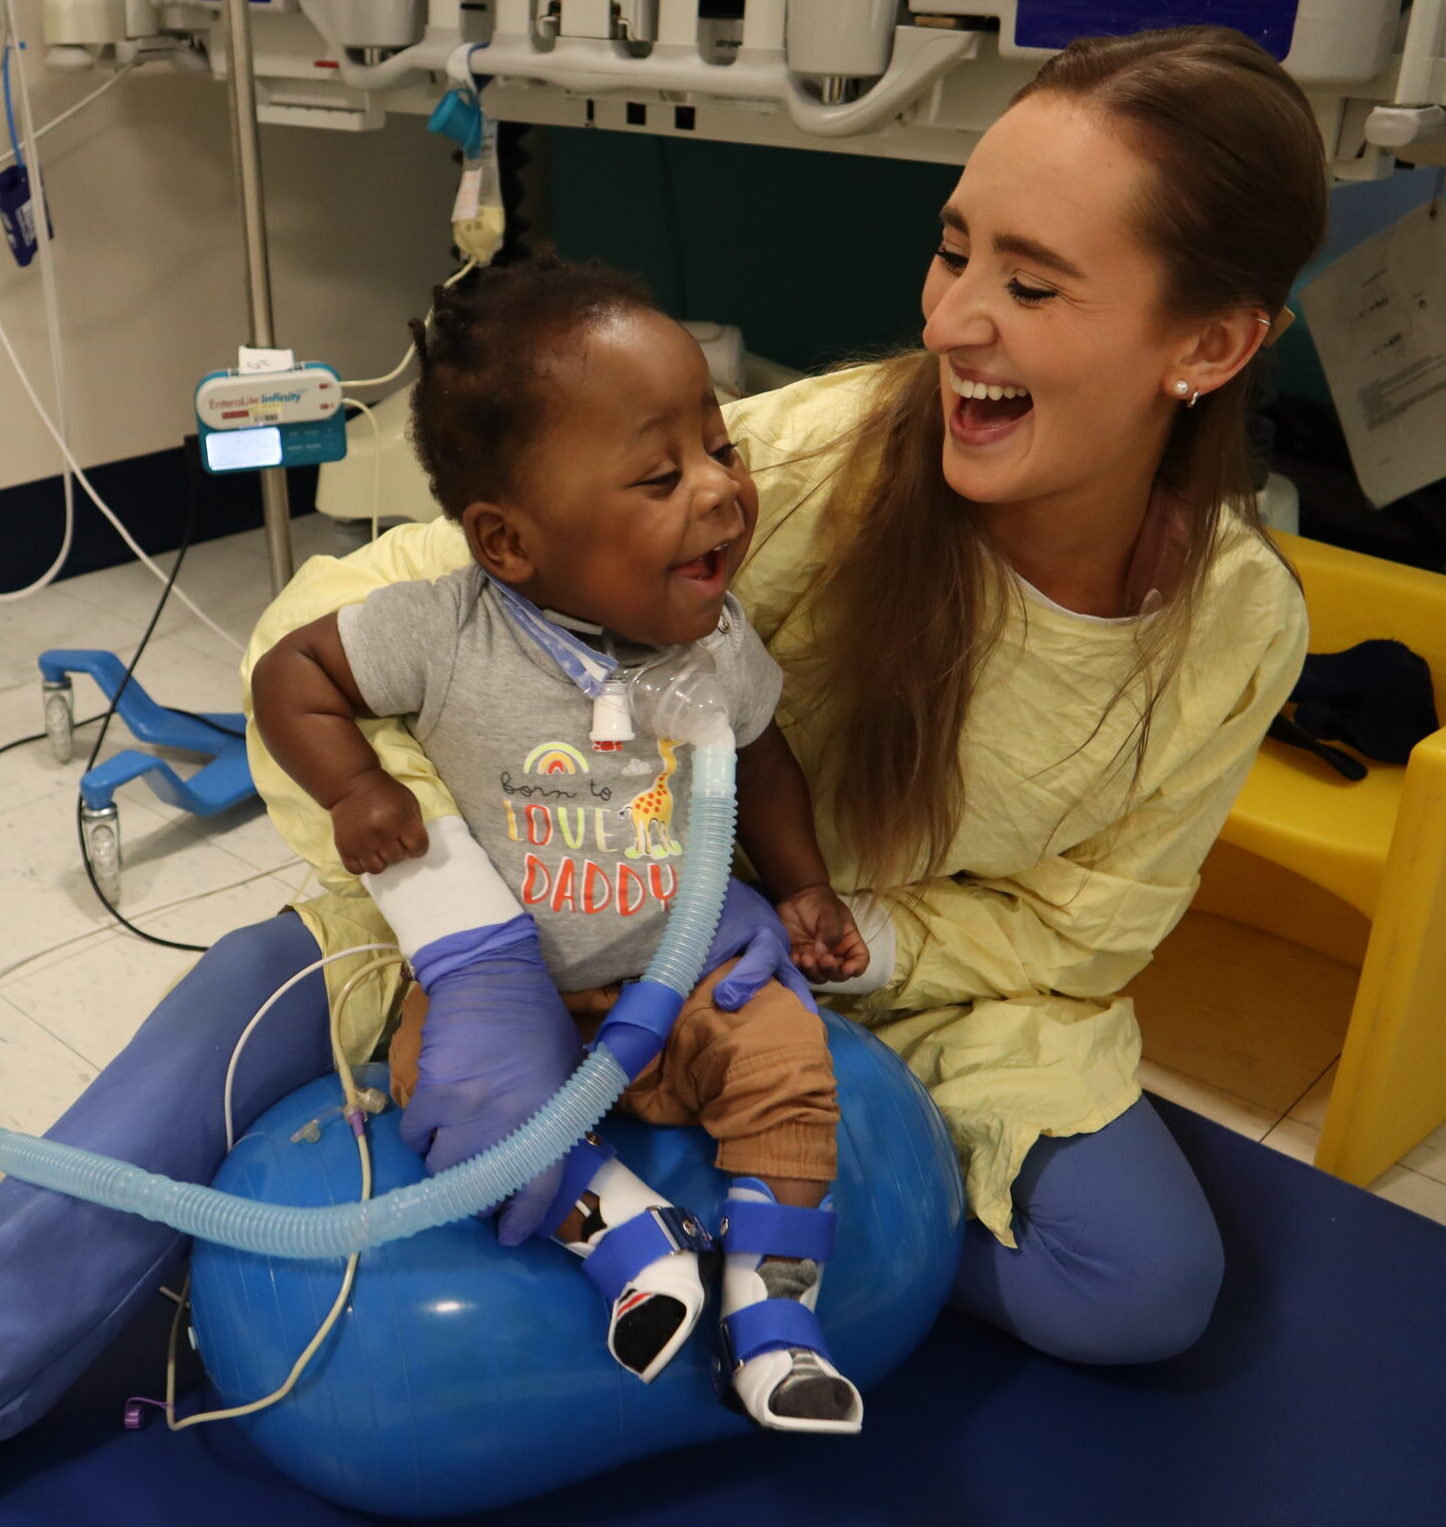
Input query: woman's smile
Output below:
<box><xmin>945</xmin><ymin>364</ymin><xmax>1035</xmax><ymax>448</ymax></box>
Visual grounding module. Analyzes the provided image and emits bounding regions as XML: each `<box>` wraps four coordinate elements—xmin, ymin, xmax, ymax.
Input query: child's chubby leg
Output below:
<box><xmin>620</xmin><ymin>962</ymin><xmax>863</xmax><ymax>1433</ymax></box>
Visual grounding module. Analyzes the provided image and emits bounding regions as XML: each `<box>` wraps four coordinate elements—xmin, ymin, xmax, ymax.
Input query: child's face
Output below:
<box><xmin>470</xmin><ymin>310</ymin><xmax>757</xmax><ymax>648</ymax></box>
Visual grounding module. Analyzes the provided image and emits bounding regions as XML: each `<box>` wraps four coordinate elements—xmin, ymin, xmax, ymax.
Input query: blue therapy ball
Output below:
<box><xmin>190</xmin><ymin>1011</ymin><xmax>964</xmax><ymax>1518</ymax></box>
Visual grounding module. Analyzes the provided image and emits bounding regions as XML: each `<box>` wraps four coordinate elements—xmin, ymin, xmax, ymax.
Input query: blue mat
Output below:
<box><xmin>5</xmin><ymin>1097</ymin><xmax>1443</xmax><ymax>1527</ymax></box>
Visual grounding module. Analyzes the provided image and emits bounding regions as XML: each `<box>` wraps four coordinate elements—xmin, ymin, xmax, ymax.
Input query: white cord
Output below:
<box><xmin>339</xmin><ymin>341</ymin><xmax>417</xmax><ymax>393</ymax></box>
<box><xmin>0</xmin><ymin>1</ymin><xmax>74</xmax><ymax>604</ymax></box>
<box><xmin>168</xmin><ymin>939</ymin><xmax>405</xmax><ymax>1431</ymax></box>
<box><xmin>0</xmin><ymin>61</ymin><xmax>136</xmax><ymax>171</ymax></box>
<box><xmin>341</xmin><ymin>395</ymin><xmax>382</xmax><ymax>541</ymax></box>
<box><xmin>0</xmin><ymin>311</ymin><xmax>246</xmax><ymax>649</ymax></box>
<box><xmin>221</xmin><ymin>941</ymin><xmax>399</xmax><ymax>1149</ymax></box>
<box><xmin>167</xmin><ymin>1130</ymin><xmax>369</xmax><ymax>1430</ymax></box>
<box><xmin>339</xmin><ymin>258</ymin><xmax>476</xmax><ymax>390</ymax></box>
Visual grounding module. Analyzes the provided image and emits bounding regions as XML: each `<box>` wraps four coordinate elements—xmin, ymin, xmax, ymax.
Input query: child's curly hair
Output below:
<box><xmin>408</xmin><ymin>254</ymin><xmax>657</xmax><ymax>521</ymax></box>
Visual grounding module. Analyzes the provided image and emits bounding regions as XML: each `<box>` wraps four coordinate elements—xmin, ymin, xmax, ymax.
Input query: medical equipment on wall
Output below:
<box><xmin>30</xmin><ymin>1</ymin><xmax>1446</xmax><ymax>182</ymax></box>
<box><xmin>0</xmin><ymin>164</ymin><xmax>44</xmax><ymax>266</ymax></box>
<box><xmin>14</xmin><ymin>0</ymin><xmax>1441</xmax><ymax>596</ymax></box>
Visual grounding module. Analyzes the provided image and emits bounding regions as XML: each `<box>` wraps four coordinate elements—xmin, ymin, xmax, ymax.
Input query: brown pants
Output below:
<box><xmin>388</xmin><ymin>961</ymin><xmax>839</xmax><ymax>1182</ymax></box>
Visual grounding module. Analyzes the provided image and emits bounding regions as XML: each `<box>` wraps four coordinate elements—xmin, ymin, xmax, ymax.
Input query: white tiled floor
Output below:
<box><xmin>0</xmin><ymin>512</ymin><xmax>351</xmax><ymax>1135</ymax></box>
<box><xmin>3</xmin><ymin>513</ymin><xmax>1446</xmax><ymax>1228</ymax></box>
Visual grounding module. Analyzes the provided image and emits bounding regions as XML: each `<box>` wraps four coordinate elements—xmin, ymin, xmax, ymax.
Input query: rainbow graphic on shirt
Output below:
<box><xmin>523</xmin><ymin>741</ymin><xmax>590</xmax><ymax>776</ymax></box>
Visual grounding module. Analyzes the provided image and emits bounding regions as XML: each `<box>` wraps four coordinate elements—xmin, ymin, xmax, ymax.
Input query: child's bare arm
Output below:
<box><xmin>735</xmin><ymin>722</ymin><xmax>868</xmax><ymax>983</ymax></box>
<box><xmin>735</xmin><ymin>721</ymin><xmax>830</xmax><ymax>902</ymax></box>
<box><xmin>251</xmin><ymin>614</ymin><xmax>429</xmax><ymax>875</ymax></box>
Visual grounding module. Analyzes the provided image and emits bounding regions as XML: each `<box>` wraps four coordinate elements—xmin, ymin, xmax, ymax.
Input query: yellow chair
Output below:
<box><xmin>1199</xmin><ymin>531</ymin><xmax>1446</xmax><ymax>1186</ymax></box>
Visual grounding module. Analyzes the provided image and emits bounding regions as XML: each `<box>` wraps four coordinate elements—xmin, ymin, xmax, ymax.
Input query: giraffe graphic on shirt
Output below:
<box><xmin>621</xmin><ymin>739</ymin><xmax>684</xmax><ymax>860</ymax></box>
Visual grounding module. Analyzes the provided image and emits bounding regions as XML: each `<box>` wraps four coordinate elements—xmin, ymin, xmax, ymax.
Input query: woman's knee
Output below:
<box><xmin>953</xmin><ymin>1209</ymin><xmax>1223</xmax><ymax>1366</ymax></box>
<box><xmin>1030</xmin><ymin>1221</ymin><xmax>1225</xmax><ymax>1365</ymax></box>
<box><xmin>202</xmin><ymin>911</ymin><xmax>321</xmax><ymax>991</ymax></box>
<box><xmin>953</xmin><ymin>1099</ymin><xmax>1226</xmax><ymax>1365</ymax></box>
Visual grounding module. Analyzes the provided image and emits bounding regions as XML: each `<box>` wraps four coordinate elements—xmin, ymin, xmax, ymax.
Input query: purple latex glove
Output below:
<box><xmin>399</xmin><ymin>914</ymin><xmax>582</xmax><ymax>1246</ymax></box>
<box><xmin>701</xmin><ymin>879</ymin><xmax>818</xmax><ymax>1013</ymax></box>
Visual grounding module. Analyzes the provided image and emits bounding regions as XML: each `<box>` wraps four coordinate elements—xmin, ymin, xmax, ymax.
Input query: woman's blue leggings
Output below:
<box><xmin>0</xmin><ymin>913</ymin><xmax>333</xmax><ymax>1441</ymax></box>
<box><xmin>950</xmin><ymin>1099</ymin><xmax>1224</xmax><ymax>1365</ymax></box>
<box><xmin>0</xmin><ymin>914</ymin><xmax>1222</xmax><ymax>1439</ymax></box>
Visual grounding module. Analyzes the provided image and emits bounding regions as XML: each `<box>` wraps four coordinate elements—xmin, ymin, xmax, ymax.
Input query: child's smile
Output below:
<box><xmin>465</xmin><ymin>310</ymin><xmax>758</xmax><ymax>650</ymax></box>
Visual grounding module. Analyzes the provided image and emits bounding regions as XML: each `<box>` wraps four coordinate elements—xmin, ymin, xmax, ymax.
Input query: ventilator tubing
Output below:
<box><xmin>0</xmin><ymin>736</ymin><xmax>737</xmax><ymax>1262</ymax></box>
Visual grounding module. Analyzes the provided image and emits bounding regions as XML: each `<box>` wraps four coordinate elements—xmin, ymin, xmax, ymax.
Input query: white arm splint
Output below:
<box><xmin>361</xmin><ymin>815</ymin><xmax>523</xmax><ymax>962</ymax></box>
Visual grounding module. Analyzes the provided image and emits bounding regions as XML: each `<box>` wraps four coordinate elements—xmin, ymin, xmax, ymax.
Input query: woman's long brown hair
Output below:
<box><xmin>802</xmin><ymin>26</ymin><xmax>1328</xmax><ymax>889</ymax></box>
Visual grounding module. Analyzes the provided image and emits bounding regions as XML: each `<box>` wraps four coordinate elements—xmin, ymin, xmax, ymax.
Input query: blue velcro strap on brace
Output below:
<box><xmin>720</xmin><ymin>1199</ymin><xmax>837</xmax><ymax>1264</ymax></box>
<box><xmin>535</xmin><ymin>1133</ymin><xmax>615</xmax><ymax>1242</ymax></box>
<box><xmin>582</xmin><ymin>1206</ymin><xmax>714</xmax><ymax>1304</ymax></box>
<box><xmin>722</xmin><ymin>1300</ymin><xmax>833</xmax><ymax>1367</ymax></box>
<box><xmin>592</xmin><ymin>979</ymin><xmax>685</xmax><ymax>1081</ymax></box>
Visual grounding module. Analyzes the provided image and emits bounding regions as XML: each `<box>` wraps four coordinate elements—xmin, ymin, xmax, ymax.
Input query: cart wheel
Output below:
<box><xmin>42</xmin><ymin>679</ymin><xmax>74</xmax><ymax>764</ymax></box>
<box><xmin>82</xmin><ymin>804</ymin><xmax>123</xmax><ymax>905</ymax></box>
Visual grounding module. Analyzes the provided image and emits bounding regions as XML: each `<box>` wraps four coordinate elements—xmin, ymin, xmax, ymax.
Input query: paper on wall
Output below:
<box><xmin>1299</xmin><ymin>199</ymin><xmax>1446</xmax><ymax>508</ymax></box>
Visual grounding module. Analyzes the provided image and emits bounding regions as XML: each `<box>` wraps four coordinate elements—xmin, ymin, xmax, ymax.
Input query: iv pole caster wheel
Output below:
<box><xmin>42</xmin><ymin>678</ymin><xmax>74</xmax><ymax>764</ymax></box>
<box><xmin>81</xmin><ymin>803</ymin><xmax>123</xmax><ymax>905</ymax></box>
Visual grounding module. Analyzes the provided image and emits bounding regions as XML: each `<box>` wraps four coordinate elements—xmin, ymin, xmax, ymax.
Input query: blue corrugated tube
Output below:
<box><xmin>0</xmin><ymin>741</ymin><xmax>737</xmax><ymax>1261</ymax></box>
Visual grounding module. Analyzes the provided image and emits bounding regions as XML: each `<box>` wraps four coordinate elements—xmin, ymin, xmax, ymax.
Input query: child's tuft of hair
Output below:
<box><xmin>408</xmin><ymin>253</ymin><xmax>658</xmax><ymax>520</ymax></box>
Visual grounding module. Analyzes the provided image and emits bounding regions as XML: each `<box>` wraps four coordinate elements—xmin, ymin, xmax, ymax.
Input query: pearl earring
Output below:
<box><xmin>1172</xmin><ymin>380</ymin><xmax>1190</xmax><ymax>397</ymax></box>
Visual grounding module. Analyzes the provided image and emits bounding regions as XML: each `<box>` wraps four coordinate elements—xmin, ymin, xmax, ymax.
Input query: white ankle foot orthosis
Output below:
<box><xmin>557</xmin><ymin>1153</ymin><xmax>712</xmax><ymax>1384</ymax></box>
<box><xmin>718</xmin><ymin>1178</ymin><xmax>864</xmax><ymax>1434</ymax></box>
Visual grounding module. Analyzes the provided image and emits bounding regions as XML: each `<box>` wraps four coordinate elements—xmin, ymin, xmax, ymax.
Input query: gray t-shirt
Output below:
<box><xmin>338</xmin><ymin>566</ymin><xmax>782</xmax><ymax>989</ymax></box>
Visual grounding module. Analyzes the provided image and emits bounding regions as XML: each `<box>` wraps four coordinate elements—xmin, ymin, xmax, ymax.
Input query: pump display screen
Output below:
<box><xmin>205</xmin><ymin>426</ymin><xmax>283</xmax><ymax>472</ymax></box>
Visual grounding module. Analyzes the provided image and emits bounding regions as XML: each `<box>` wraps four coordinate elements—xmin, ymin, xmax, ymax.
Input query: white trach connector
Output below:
<box><xmin>590</xmin><ymin>676</ymin><xmax>635</xmax><ymax>748</ymax></box>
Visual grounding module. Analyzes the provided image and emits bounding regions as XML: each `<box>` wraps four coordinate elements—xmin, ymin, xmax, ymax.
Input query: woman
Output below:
<box><xmin>0</xmin><ymin>25</ymin><xmax>1323</xmax><ymax>1437</ymax></box>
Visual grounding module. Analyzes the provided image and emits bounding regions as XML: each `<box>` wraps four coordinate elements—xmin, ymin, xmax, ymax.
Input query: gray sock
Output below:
<box><xmin>758</xmin><ymin>1259</ymin><xmax>858</xmax><ymax>1424</ymax></box>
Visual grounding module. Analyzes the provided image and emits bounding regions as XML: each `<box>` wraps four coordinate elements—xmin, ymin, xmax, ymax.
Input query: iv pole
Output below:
<box><xmin>222</xmin><ymin>0</ymin><xmax>293</xmax><ymax>595</ymax></box>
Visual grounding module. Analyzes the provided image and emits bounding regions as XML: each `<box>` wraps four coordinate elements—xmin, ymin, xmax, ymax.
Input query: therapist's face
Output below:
<box><xmin>921</xmin><ymin>92</ymin><xmax>1192</xmax><ymax>518</ymax></box>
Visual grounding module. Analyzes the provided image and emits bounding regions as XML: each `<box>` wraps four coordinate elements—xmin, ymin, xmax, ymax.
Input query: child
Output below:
<box><xmin>252</xmin><ymin>256</ymin><xmax>868</xmax><ymax>1434</ymax></box>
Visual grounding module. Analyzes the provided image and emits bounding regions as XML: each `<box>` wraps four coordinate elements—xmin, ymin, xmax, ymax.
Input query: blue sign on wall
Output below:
<box><xmin>1015</xmin><ymin>2</ymin><xmax>1300</xmax><ymax>60</ymax></box>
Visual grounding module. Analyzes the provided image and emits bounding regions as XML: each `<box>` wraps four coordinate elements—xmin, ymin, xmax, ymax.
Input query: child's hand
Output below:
<box><xmin>774</xmin><ymin>885</ymin><xmax>870</xmax><ymax>986</ymax></box>
<box><xmin>330</xmin><ymin>771</ymin><xmax>430</xmax><ymax>876</ymax></box>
